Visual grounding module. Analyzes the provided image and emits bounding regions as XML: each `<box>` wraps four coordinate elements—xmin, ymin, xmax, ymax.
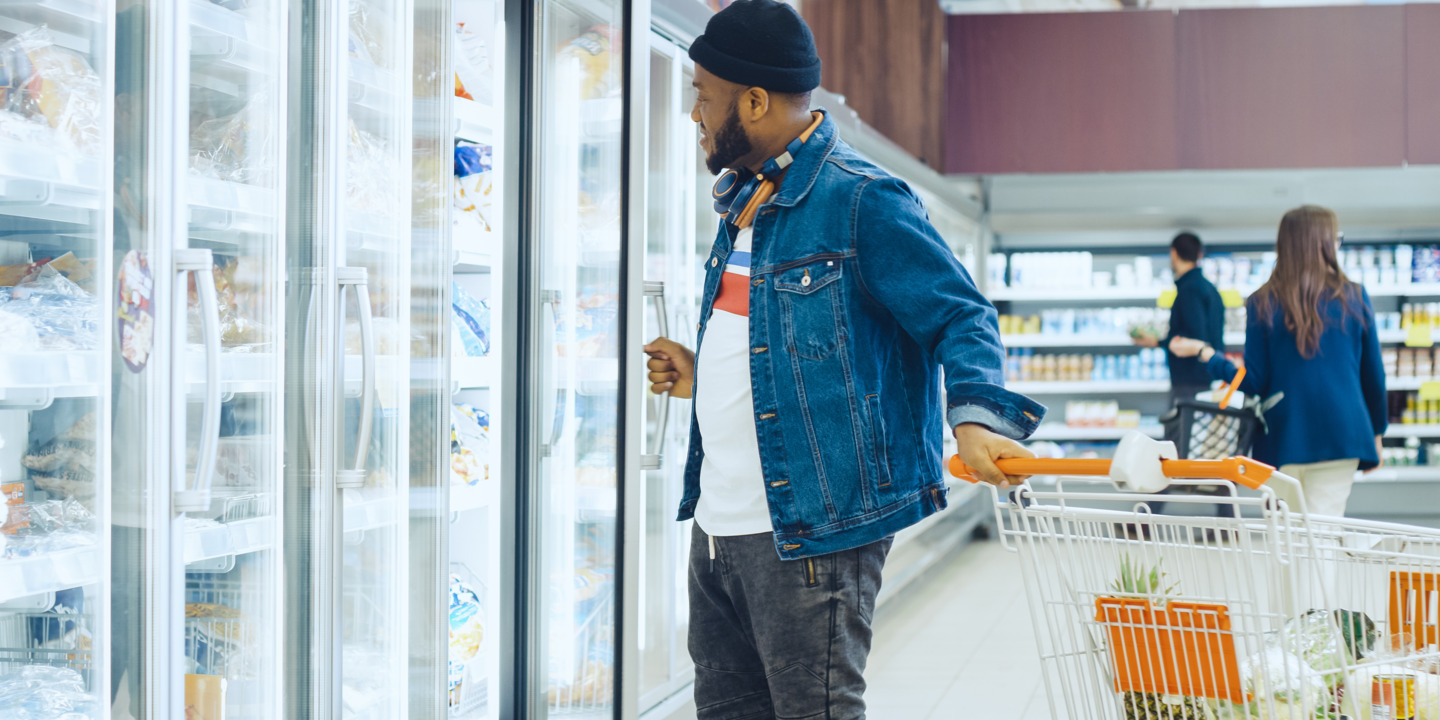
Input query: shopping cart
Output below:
<box><xmin>951</xmin><ymin>433</ymin><xmax>1440</xmax><ymax>720</ymax></box>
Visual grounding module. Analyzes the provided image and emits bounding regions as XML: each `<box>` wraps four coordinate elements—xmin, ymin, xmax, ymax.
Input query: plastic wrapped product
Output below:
<box><xmin>448</xmin><ymin>571</ymin><xmax>485</xmax><ymax>703</ymax></box>
<box><xmin>0</xmin><ymin>664</ymin><xmax>98</xmax><ymax>719</ymax></box>
<box><xmin>346</xmin><ymin>120</ymin><xmax>395</xmax><ymax>215</ymax></box>
<box><xmin>453</xmin><ymin>142</ymin><xmax>494</xmax><ymax>234</ymax></box>
<box><xmin>451</xmin><ymin>281</ymin><xmax>490</xmax><ymax>357</ymax></box>
<box><xmin>450</xmin><ymin>404</ymin><xmax>489</xmax><ymax>486</ymax></box>
<box><xmin>453</xmin><ymin>19</ymin><xmax>493</xmax><ymax>103</ymax></box>
<box><xmin>190</xmin><ymin>93</ymin><xmax>275</xmax><ymax>186</ymax></box>
<box><xmin>0</xmin><ymin>27</ymin><xmax>102</xmax><ymax>155</ymax></box>
<box><xmin>556</xmin><ymin>25</ymin><xmax>620</xmax><ymax>100</ymax></box>
<box><xmin>2</xmin><ymin>266</ymin><xmax>99</xmax><ymax>351</ymax></box>
<box><xmin>348</xmin><ymin>1</ymin><xmax>387</xmax><ymax>67</ymax></box>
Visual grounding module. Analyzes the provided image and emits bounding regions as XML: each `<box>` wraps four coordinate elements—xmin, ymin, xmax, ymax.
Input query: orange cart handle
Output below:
<box><xmin>948</xmin><ymin>455</ymin><xmax>1274</xmax><ymax>490</ymax></box>
<box><xmin>1217</xmin><ymin>365</ymin><xmax>1245</xmax><ymax>409</ymax></box>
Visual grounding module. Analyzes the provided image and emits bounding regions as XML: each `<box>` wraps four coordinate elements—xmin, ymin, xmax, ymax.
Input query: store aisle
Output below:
<box><xmin>865</xmin><ymin>539</ymin><xmax>1048</xmax><ymax>720</ymax></box>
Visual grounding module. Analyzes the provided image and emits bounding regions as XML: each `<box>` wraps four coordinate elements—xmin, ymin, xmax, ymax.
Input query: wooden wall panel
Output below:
<box><xmin>945</xmin><ymin>11</ymin><xmax>1179</xmax><ymax>175</ymax></box>
<box><xmin>1176</xmin><ymin>7</ymin><xmax>1405</xmax><ymax>169</ymax></box>
<box><xmin>801</xmin><ymin>0</ymin><xmax>947</xmax><ymax>169</ymax></box>
<box><xmin>1408</xmin><ymin>4</ymin><xmax>1440</xmax><ymax>165</ymax></box>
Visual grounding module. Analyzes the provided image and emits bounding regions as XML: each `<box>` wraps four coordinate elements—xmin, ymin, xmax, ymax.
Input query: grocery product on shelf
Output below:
<box><xmin>557</xmin><ymin>286</ymin><xmax>618</xmax><ymax>359</ymax></box>
<box><xmin>1</xmin><ymin>495</ymin><xmax>96</xmax><ymax>559</ymax></box>
<box><xmin>189</xmin><ymin>93</ymin><xmax>275</xmax><ymax>186</ymax></box>
<box><xmin>447</xmin><ymin>570</ymin><xmax>486</xmax><ymax>706</ymax></box>
<box><xmin>23</xmin><ymin>412</ymin><xmax>97</xmax><ymax>501</ymax></box>
<box><xmin>347</xmin><ymin>0</ymin><xmax>388</xmax><ymax>69</ymax></box>
<box><xmin>0</xmin><ymin>27</ymin><xmax>103</xmax><ymax>156</ymax></box>
<box><xmin>186</xmin><ymin>257</ymin><xmax>268</xmax><ymax>349</ymax></box>
<box><xmin>452</xmin><ymin>281</ymin><xmax>490</xmax><ymax>357</ymax></box>
<box><xmin>454</xmin><ymin>142</ymin><xmax>495</xmax><ymax>234</ymax></box>
<box><xmin>450</xmin><ymin>404</ymin><xmax>489</xmax><ymax>486</ymax></box>
<box><xmin>0</xmin><ymin>266</ymin><xmax>100</xmax><ymax>352</ymax></box>
<box><xmin>557</xmin><ymin>25</ymin><xmax>621</xmax><ymax>100</ymax></box>
<box><xmin>1005</xmin><ymin>348</ymin><xmax>1169</xmax><ymax>383</ymax></box>
<box><xmin>1063</xmin><ymin>401</ymin><xmax>1141</xmax><ymax>429</ymax></box>
<box><xmin>346</xmin><ymin>119</ymin><xmax>395</xmax><ymax>215</ymax></box>
<box><xmin>454</xmin><ymin>17</ymin><xmax>494</xmax><ymax>104</ymax></box>
<box><xmin>0</xmin><ymin>664</ymin><xmax>99</xmax><ymax>720</ymax></box>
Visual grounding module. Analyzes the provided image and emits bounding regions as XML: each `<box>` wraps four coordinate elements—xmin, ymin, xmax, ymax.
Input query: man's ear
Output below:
<box><xmin>739</xmin><ymin>86</ymin><xmax>770</xmax><ymax>124</ymax></box>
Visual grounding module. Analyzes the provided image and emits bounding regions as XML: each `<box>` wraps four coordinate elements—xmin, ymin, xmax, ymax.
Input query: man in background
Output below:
<box><xmin>1135</xmin><ymin>232</ymin><xmax>1226</xmax><ymax>418</ymax></box>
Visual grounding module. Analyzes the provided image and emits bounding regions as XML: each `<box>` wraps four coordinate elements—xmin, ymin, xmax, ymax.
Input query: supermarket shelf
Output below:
<box><xmin>1386</xmin><ymin>425</ymin><xmax>1440</xmax><ymax>439</ymax></box>
<box><xmin>185</xmin><ymin>351</ymin><xmax>277</xmax><ymax>396</ymax></box>
<box><xmin>349</xmin><ymin>60</ymin><xmax>399</xmax><ymax>126</ymax></box>
<box><xmin>343</xmin><ymin>489</ymin><xmax>399</xmax><ymax>533</ymax></box>
<box><xmin>1388</xmin><ymin>376</ymin><xmax>1440</xmax><ymax>391</ymax></box>
<box><xmin>0</xmin><ymin>140</ymin><xmax>103</xmax><ymax>229</ymax></box>
<box><xmin>454</xmin><ymin>247</ymin><xmax>495</xmax><ymax>272</ymax></box>
<box><xmin>188</xmin><ymin>177</ymin><xmax>279</xmax><ymax>236</ymax></box>
<box><xmin>580</xmin><ymin>97</ymin><xmax>623</xmax><ymax>140</ymax></box>
<box><xmin>183</xmin><ymin>516</ymin><xmax>275</xmax><ymax>565</ymax></box>
<box><xmin>990</xmin><ymin>282</ymin><xmax>1440</xmax><ymax>304</ymax></box>
<box><xmin>1002</xmin><ymin>332</ymin><xmax>1247</xmax><ymax>348</ymax></box>
<box><xmin>0</xmin><ymin>351</ymin><xmax>103</xmax><ymax>405</ymax></box>
<box><xmin>1029</xmin><ymin>424</ymin><xmax>1163</xmax><ymax>441</ymax></box>
<box><xmin>454</xmin><ymin>356</ymin><xmax>494</xmax><ymax>390</ymax></box>
<box><xmin>410</xmin><ymin>483</ymin><xmax>493</xmax><ymax>514</ymax></box>
<box><xmin>0</xmin><ymin>546</ymin><xmax>102</xmax><ymax>603</ymax></box>
<box><xmin>1007</xmin><ymin>380</ymin><xmax>1171</xmax><ymax>394</ymax></box>
<box><xmin>346</xmin><ymin>211</ymin><xmax>404</xmax><ymax>254</ymax></box>
<box><xmin>454</xmin><ymin>98</ymin><xmax>497</xmax><ymax>143</ymax></box>
<box><xmin>189</xmin><ymin>0</ymin><xmax>272</xmax><ymax>94</ymax></box>
<box><xmin>1357</xmin><ymin>467</ymin><xmax>1440</xmax><ymax>483</ymax></box>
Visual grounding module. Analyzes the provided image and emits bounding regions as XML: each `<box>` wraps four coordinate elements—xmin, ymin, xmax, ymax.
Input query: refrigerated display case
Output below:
<box><xmin>0</xmin><ymin>7</ymin><xmax>114</xmax><ymax>718</ymax></box>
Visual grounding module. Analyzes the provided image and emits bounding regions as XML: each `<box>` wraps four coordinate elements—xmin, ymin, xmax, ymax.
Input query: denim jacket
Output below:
<box><xmin>679</xmin><ymin>111</ymin><xmax>1045</xmax><ymax>561</ymax></box>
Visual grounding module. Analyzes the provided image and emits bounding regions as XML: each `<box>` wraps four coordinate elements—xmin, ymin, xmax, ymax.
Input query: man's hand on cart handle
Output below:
<box><xmin>952</xmin><ymin>423</ymin><xmax>1035</xmax><ymax>487</ymax></box>
<box><xmin>645</xmin><ymin>337</ymin><xmax>695</xmax><ymax>399</ymax></box>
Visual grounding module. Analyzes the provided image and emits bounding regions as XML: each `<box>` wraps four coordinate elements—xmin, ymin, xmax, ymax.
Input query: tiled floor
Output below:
<box><xmin>658</xmin><ymin>539</ymin><xmax>1051</xmax><ymax>720</ymax></box>
<box><xmin>865</xmin><ymin>539</ymin><xmax>1048</xmax><ymax>720</ymax></box>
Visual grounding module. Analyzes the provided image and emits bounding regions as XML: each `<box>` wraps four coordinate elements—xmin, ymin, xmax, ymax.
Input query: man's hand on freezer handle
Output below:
<box><xmin>645</xmin><ymin>337</ymin><xmax>695</xmax><ymax>399</ymax></box>
<box><xmin>953</xmin><ymin>423</ymin><xmax>1035</xmax><ymax>487</ymax></box>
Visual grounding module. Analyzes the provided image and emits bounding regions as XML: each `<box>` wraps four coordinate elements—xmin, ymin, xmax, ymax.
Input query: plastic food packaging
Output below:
<box><xmin>188</xmin><ymin>258</ymin><xmax>268</xmax><ymax>349</ymax></box>
<box><xmin>452</xmin><ymin>282</ymin><xmax>490</xmax><ymax>357</ymax></box>
<box><xmin>25</xmin><ymin>412</ymin><xmax>98</xmax><ymax>501</ymax></box>
<box><xmin>0</xmin><ymin>266</ymin><xmax>99</xmax><ymax>352</ymax></box>
<box><xmin>190</xmin><ymin>92</ymin><xmax>275</xmax><ymax>185</ymax></box>
<box><xmin>454</xmin><ymin>142</ymin><xmax>494</xmax><ymax>234</ymax></box>
<box><xmin>448</xmin><ymin>570</ymin><xmax>485</xmax><ymax>704</ymax></box>
<box><xmin>0</xmin><ymin>664</ymin><xmax>98</xmax><ymax>720</ymax></box>
<box><xmin>0</xmin><ymin>27</ymin><xmax>102</xmax><ymax>155</ymax></box>
<box><xmin>453</xmin><ymin>19</ymin><xmax>493</xmax><ymax>103</ymax></box>
<box><xmin>557</xmin><ymin>25</ymin><xmax>620</xmax><ymax>100</ymax></box>
<box><xmin>450</xmin><ymin>404</ymin><xmax>489</xmax><ymax>486</ymax></box>
<box><xmin>347</xmin><ymin>120</ymin><xmax>395</xmax><ymax>215</ymax></box>
<box><xmin>348</xmin><ymin>1</ymin><xmax>387</xmax><ymax>67</ymax></box>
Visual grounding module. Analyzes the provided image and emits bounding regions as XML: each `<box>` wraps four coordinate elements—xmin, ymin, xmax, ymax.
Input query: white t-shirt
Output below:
<box><xmin>694</xmin><ymin>228</ymin><xmax>774</xmax><ymax>537</ymax></box>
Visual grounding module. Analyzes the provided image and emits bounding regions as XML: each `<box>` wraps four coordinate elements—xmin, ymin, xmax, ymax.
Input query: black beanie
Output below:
<box><xmin>688</xmin><ymin>0</ymin><xmax>822</xmax><ymax>94</ymax></box>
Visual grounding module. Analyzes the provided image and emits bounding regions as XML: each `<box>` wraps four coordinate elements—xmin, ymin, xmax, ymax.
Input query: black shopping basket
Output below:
<box><xmin>1160</xmin><ymin>398</ymin><xmax>1262</xmax><ymax>461</ymax></box>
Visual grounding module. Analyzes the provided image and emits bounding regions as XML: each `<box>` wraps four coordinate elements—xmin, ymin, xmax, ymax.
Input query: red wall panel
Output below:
<box><xmin>1407</xmin><ymin>4</ymin><xmax>1440</xmax><ymax>165</ymax></box>
<box><xmin>945</xmin><ymin>11</ymin><xmax>1179</xmax><ymax>175</ymax></box>
<box><xmin>1176</xmin><ymin>6</ymin><xmax>1405</xmax><ymax>169</ymax></box>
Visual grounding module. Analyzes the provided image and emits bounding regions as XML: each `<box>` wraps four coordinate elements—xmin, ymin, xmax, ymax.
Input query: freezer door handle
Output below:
<box><xmin>540</xmin><ymin>290</ymin><xmax>563</xmax><ymax>458</ymax></box>
<box><xmin>642</xmin><ymin>281</ymin><xmax>669</xmax><ymax>471</ymax></box>
<box><xmin>174</xmin><ymin>248</ymin><xmax>221</xmax><ymax>513</ymax></box>
<box><xmin>337</xmin><ymin>267</ymin><xmax>375</xmax><ymax>490</ymax></box>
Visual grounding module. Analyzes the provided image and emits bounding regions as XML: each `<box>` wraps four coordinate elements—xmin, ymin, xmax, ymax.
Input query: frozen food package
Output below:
<box><xmin>190</xmin><ymin>92</ymin><xmax>275</xmax><ymax>186</ymax></box>
<box><xmin>1</xmin><ymin>265</ymin><xmax>99</xmax><ymax>351</ymax></box>
<box><xmin>348</xmin><ymin>0</ymin><xmax>387</xmax><ymax>67</ymax></box>
<box><xmin>0</xmin><ymin>306</ymin><xmax>42</xmax><ymax>352</ymax></box>
<box><xmin>0</xmin><ymin>664</ymin><xmax>99</xmax><ymax>719</ymax></box>
<box><xmin>450</xmin><ymin>403</ymin><xmax>489</xmax><ymax>486</ymax></box>
<box><xmin>25</xmin><ymin>411</ymin><xmax>99</xmax><ymax>501</ymax></box>
<box><xmin>347</xmin><ymin>119</ymin><xmax>395</xmax><ymax>215</ymax></box>
<box><xmin>453</xmin><ymin>19</ymin><xmax>493</xmax><ymax>103</ymax></box>
<box><xmin>452</xmin><ymin>281</ymin><xmax>490</xmax><ymax>357</ymax></box>
<box><xmin>448</xmin><ymin>570</ymin><xmax>485</xmax><ymax>702</ymax></box>
<box><xmin>188</xmin><ymin>257</ymin><xmax>267</xmax><ymax>349</ymax></box>
<box><xmin>453</xmin><ymin>142</ymin><xmax>494</xmax><ymax>234</ymax></box>
<box><xmin>556</xmin><ymin>25</ymin><xmax>620</xmax><ymax>100</ymax></box>
<box><xmin>0</xmin><ymin>27</ymin><xmax>102</xmax><ymax>155</ymax></box>
<box><xmin>185</xmin><ymin>674</ymin><xmax>227</xmax><ymax>720</ymax></box>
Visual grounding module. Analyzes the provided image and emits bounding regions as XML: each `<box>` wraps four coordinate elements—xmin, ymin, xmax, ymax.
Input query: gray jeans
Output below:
<box><xmin>688</xmin><ymin>524</ymin><xmax>892</xmax><ymax>720</ymax></box>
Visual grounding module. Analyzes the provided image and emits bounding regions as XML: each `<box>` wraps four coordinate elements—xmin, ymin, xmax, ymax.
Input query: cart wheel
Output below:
<box><xmin>972</xmin><ymin>523</ymin><xmax>992</xmax><ymax>541</ymax></box>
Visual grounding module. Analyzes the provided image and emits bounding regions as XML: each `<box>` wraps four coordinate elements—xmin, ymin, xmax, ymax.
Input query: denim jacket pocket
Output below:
<box><xmin>774</xmin><ymin>256</ymin><xmax>845</xmax><ymax>361</ymax></box>
<box><xmin>865</xmin><ymin>393</ymin><xmax>895</xmax><ymax>491</ymax></box>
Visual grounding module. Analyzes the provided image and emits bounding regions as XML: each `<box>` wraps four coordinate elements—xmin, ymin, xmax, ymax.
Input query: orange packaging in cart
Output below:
<box><xmin>184</xmin><ymin>674</ymin><xmax>227</xmax><ymax>720</ymax></box>
<box><xmin>2</xmin><ymin>482</ymin><xmax>28</xmax><ymax>534</ymax></box>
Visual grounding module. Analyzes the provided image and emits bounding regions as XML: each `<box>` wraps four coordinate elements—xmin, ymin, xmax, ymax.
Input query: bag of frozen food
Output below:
<box><xmin>453</xmin><ymin>19</ymin><xmax>493</xmax><ymax>103</ymax></box>
<box><xmin>190</xmin><ymin>92</ymin><xmax>275</xmax><ymax>185</ymax></box>
<box><xmin>0</xmin><ymin>27</ymin><xmax>102</xmax><ymax>154</ymax></box>
<box><xmin>454</xmin><ymin>142</ymin><xmax>494</xmax><ymax>234</ymax></box>
<box><xmin>450</xmin><ymin>404</ymin><xmax>489</xmax><ymax>486</ymax></box>
<box><xmin>2</xmin><ymin>265</ymin><xmax>99</xmax><ymax>351</ymax></box>
<box><xmin>557</xmin><ymin>25</ymin><xmax>620</xmax><ymax>100</ymax></box>
<box><xmin>452</xmin><ymin>281</ymin><xmax>490</xmax><ymax>357</ymax></box>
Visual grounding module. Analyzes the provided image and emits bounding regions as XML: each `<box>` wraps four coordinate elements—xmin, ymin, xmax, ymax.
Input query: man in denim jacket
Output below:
<box><xmin>644</xmin><ymin>2</ymin><xmax>1045</xmax><ymax>717</ymax></box>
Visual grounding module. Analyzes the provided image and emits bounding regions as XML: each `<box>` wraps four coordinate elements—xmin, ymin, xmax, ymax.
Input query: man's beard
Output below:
<box><xmin>706</xmin><ymin>101</ymin><xmax>754</xmax><ymax>176</ymax></box>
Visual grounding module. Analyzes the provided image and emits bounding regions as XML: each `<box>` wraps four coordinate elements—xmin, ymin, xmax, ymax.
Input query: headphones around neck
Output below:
<box><xmin>712</xmin><ymin>113</ymin><xmax>823</xmax><ymax>230</ymax></box>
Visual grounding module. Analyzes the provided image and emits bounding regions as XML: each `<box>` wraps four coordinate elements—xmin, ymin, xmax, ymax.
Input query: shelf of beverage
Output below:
<box><xmin>409</xmin><ymin>482</ymin><xmax>494</xmax><ymax>514</ymax></box>
<box><xmin>189</xmin><ymin>0</ymin><xmax>274</xmax><ymax>95</ymax></box>
<box><xmin>343</xmin><ymin>487</ymin><xmax>400</xmax><ymax>533</ymax></box>
<box><xmin>0</xmin><ymin>545</ymin><xmax>101</xmax><ymax>603</ymax></box>
<box><xmin>0</xmin><ymin>0</ymin><xmax>102</xmax><ymax>53</ymax></box>
<box><xmin>453</xmin><ymin>356</ymin><xmax>495</xmax><ymax>391</ymax></box>
<box><xmin>1002</xmin><ymin>332</ymin><xmax>1248</xmax><ymax>349</ymax></box>
<box><xmin>1006</xmin><ymin>380</ymin><xmax>1171</xmax><ymax>395</ymax></box>
<box><xmin>990</xmin><ymin>283</ymin><xmax>1440</xmax><ymax>304</ymax></box>
<box><xmin>0</xmin><ymin>138</ymin><xmax>103</xmax><ymax>228</ymax></box>
<box><xmin>1356</xmin><ymin>466</ymin><xmax>1440</xmax><ymax>483</ymax></box>
<box><xmin>1386</xmin><ymin>425</ymin><xmax>1440</xmax><ymax>439</ymax></box>
<box><xmin>1029</xmin><ymin>424</ymin><xmax>1163</xmax><ymax>441</ymax></box>
<box><xmin>183</xmin><ymin>515</ymin><xmax>275</xmax><ymax>565</ymax></box>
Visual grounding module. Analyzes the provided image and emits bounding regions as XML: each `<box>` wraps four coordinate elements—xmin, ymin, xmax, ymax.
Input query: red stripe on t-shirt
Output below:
<box><xmin>713</xmin><ymin>272</ymin><xmax>750</xmax><ymax>317</ymax></box>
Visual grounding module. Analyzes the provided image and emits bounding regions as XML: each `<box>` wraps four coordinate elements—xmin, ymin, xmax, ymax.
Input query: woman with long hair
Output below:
<box><xmin>1170</xmin><ymin>205</ymin><xmax>1387</xmax><ymax>516</ymax></box>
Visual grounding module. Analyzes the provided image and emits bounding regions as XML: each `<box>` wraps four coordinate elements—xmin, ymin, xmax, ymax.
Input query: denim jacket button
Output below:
<box><xmin>710</xmin><ymin>257</ymin><xmax>718</xmax><ymax>268</ymax></box>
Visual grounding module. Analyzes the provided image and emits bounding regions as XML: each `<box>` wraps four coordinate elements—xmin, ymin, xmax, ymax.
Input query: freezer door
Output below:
<box><xmin>286</xmin><ymin>0</ymin><xmax>414</xmax><ymax>718</ymax></box>
<box><xmin>0</xmin><ymin>1</ymin><xmax>114</xmax><ymax>718</ymax></box>
<box><xmin>524</xmin><ymin>0</ymin><xmax>628</xmax><ymax>717</ymax></box>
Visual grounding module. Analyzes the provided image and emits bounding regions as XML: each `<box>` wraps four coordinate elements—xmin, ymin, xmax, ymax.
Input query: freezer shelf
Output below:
<box><xmin>454</xmin><ymin>98</ymin><xmax>496</xmax><ymax>143</ymax></box>
<box><xmin>408</xmin><ymin>483</ymin><xmax>492</xmax><ymax>514</ymax></box>
<box><xmin>343</xmin><ymin>488</ymin><xmax>398</xmax><ymax>533</ymax></box>
<box><xmin>184</xmin><ymin>515</ymin><xmax>275</xmax><ymax>565</ymax></box>
<box><xmin>454</xmin><ymin>356</ymin><xmax>494</xmax><ymax>390</ymax></box>
<box><xmin>0</xmin><ymin>140</ymin><xmax>103</xmax><ymax>228</ymax></box>
<box><xmin>189</xmin><ymin>0</ymin><xmax>272</xmax><ymax>94</ymax></box>
<box><xmin>184</xmin><ymin>350</ymin><xmax>277</xmax><ymax>395</ymax></box>
<box><xmin>349</xmin><ymin>60</ymin><xmax>399</xmax><ymax>127</ymax></box>
<box><xmin>188</xmin><ymin>177</ymin><xmax>280</xmax><ymax>235</ymax></box>
<box><xmin>0</xmin><ymin>351</ymin><xmax>102</xmax><ymax>404</ymax></box>
<box><xmin>0</xmin><ymin>546</ymin><xmax>101</xmax><ymax>603</ymax></box>
<box><xmin>0</xmin><ymin>0</ymin><xmax>101</xmax><ymax>53</ymax></box>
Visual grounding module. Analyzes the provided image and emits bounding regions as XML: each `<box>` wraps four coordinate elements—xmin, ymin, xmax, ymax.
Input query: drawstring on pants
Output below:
<box><xmin>709</xmin><ymin>534</ymin><xmax>716</xmax><ymax>573</ymax></box>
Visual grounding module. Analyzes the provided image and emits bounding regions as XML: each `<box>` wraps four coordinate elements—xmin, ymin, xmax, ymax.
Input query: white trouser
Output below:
<box><xmin>1275</xmin><ymin>458</ymin><xmax>1360</xmax><ymax>517</ymax></box>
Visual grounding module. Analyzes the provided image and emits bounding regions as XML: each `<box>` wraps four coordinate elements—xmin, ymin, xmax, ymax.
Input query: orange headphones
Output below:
<box><xmin>712</xmin><ymin>112</ymin><xmax>823</xmax><ymax>230</ymax></box>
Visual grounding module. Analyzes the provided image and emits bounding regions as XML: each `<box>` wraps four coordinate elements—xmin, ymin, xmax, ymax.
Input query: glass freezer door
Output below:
<box><xmin>527</xmin><ymin>0</ymin><xmax>626</xmax><ymax>717</ymax></box>
<box><xmin>0</xmin><ymin>2</ymin><xmax>112</xmax><ymax>718</ymax></box>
